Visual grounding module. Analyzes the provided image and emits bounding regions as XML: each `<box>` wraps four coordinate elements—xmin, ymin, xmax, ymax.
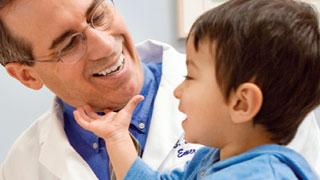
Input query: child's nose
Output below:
<box><xmin>174</xmin><ymin>82</ymin><xmax>183</xmax><ymax>99</ymax></box>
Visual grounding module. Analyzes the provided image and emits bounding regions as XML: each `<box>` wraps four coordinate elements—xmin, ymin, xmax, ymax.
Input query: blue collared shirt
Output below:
<box><xmin>63</xmin><ymin>62</ymin><xmax>162</xmax><ymax>180</ymax></box>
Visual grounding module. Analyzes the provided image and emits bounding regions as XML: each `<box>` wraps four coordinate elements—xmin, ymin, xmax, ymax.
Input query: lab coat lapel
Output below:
<box><xmin>38</xmin><ymin>98</ymin><xmax>98</xmax><ymax>180</ymax></box>
<box><xmin>140</xmin><ymin>40</ymin><xmax>187</xmax><ymax>171</ymax></box>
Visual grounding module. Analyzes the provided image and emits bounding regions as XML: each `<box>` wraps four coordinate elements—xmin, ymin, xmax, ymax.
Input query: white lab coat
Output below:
<box><xmin>1</xmin><ymin>40</ymin><xmax>320</xmax><ymax>179</ymax></box>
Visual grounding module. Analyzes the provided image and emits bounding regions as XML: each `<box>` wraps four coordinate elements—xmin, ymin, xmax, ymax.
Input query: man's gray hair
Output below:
<box><xmin>0</xmin><ymin>0</ymin><xmax>10</xmax><ymax>9</ymax></box>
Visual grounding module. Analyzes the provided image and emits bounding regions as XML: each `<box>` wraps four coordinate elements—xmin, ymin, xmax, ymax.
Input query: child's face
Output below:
<box><xmin>174</xmin><ymin>36</ymin><xmax>232</xmax><ymax>147</ymax></box>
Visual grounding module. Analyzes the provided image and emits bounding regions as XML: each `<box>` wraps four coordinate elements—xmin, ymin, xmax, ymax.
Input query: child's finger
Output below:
<box><xmin>73</xmin><ymin>110</ymin><xmax>89</xmax><ymax>129</ymax></box>
<box><xmin>77</xmin><ymin>107</ymin><xmax>94</xmax><ymax>123</ymax></box>
<box><xmin>83</xmin><ymin>105</ymin><xmax>101</xmax><ymax>119</ymax></box>
<box><xmin>103</xmin><ymin>108</ymin><xmax>114</xmax><ymax>115</ymax></box>
<box><xmin>122</xmin><ymin>95</ymin><xmax>144</xmax><ymax>115</ymax></box>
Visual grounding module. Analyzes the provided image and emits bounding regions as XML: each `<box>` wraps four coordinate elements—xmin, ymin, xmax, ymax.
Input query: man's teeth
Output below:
<box><xmin>96</xmin><ymin>54</ymin><xmax>124</xmax><ymax>76</ymax></box>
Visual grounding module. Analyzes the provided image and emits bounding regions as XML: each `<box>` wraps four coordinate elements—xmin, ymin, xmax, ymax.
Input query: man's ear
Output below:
<box><xmin>228</xmin><ymin>83</ymin><xmax>263</xmax><ymax>124</ymax></box>
<box><xmin>5</xmin><ymin>62</ymin><xmax>43</xmax><ymax>90</ymax></box>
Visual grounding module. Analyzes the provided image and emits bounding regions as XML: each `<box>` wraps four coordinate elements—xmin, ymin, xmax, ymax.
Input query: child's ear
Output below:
<box><xmin>228</xmin><ymin>83</ymin><xmax>263</xmax><ymax>124</ymax></box>
<box><xmin>6</xmin><ymin>62</ymin><xmax>43</xmax><ymax>90</ymax></box>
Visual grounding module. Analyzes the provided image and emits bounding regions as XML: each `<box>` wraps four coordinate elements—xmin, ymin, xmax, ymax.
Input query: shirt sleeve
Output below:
<box><xmin>124</xmin><ymin>157</ymin><xmax>185</xmax><ymax>180</ymax></box>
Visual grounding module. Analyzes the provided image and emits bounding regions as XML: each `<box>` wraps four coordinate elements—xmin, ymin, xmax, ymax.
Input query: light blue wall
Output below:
<box><xmin>116</xmin><ymin>0</ymin><xmax>186</xmax><ymax>53</ymax></box>
<box><xmin>0</xmin><ymin>0</ymin><xmax>185</xmax><ymax>163</ymax></box>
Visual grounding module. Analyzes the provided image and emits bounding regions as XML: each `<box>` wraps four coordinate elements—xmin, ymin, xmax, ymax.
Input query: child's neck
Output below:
<box><xmin>219</xmin><ymin>125</ymin><xmax>275</xmax><ymax>161</ymax></box>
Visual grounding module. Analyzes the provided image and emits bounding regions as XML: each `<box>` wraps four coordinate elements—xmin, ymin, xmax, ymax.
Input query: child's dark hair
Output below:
<box><xmin>188</xmin><ymin>0</ymin><xmax>320</xmax><ymax>145</ymax></box>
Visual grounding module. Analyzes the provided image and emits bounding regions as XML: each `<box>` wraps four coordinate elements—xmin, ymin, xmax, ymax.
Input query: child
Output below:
<box><xmin>74</xmin><ymin>0</ymin><xmax>320</xmax><ymax>179</ymax></box>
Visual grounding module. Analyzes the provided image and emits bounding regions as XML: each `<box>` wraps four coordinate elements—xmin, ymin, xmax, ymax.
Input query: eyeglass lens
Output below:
<box><xmin>59</xmin><ymin>0</ymin><xmax>114</xmax><ymax>64</ymax></box>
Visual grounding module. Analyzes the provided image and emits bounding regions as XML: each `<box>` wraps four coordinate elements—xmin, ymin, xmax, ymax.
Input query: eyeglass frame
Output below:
<box><xmin>23</xmin><ymin>0</ymin><xmax>115</xmax><ymax>64</ymax></box>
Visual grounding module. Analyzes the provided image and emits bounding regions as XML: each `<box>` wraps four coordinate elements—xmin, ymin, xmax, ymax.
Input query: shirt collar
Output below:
<box><xmin>131</xmin><ymin>62</ymin><xmax>160</xmax><ymax>133</ymax></box>
<box><xmin>63</xmin><ymin>102</ymin><xmax>101</xmax><ymax>152</ymax></box>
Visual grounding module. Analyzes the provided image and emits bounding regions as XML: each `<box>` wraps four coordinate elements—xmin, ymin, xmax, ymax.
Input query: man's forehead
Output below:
<box><xmin>2</xmin><ymin>0</ymin><xmax>96</xmax><ymax>28</ymax></box>
<box><xmin>1</xmin><ymin>0</ymin><xmax>97</xmax><ymax>53</ymax></box>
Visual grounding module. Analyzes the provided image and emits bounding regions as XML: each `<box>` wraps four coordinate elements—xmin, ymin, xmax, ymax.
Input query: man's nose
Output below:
<box><xmin>85</xmin><ymin>28</ymin><xmax>115</xmax><ymax>60</ymax></box>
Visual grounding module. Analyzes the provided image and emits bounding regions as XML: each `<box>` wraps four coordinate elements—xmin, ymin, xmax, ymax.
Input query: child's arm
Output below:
<box><xmin>73</xmin><ymin>95</ymin><xmax>144</xmax><ymax>180</ymax></box>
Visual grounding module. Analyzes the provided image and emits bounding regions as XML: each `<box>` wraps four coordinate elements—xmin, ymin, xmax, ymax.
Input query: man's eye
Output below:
<box><xmin>60</xmin><ymin>38</ymin><xmax>78</xmax><ymax>55</ymax></box>
<box><xmin>93</xmin><ymin>12</ymin><xmax>105</xmax><ymax>24</ymax></box>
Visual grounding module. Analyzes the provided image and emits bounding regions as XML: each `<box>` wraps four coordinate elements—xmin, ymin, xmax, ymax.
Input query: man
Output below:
<box><xmin>0</xmin><ymin>0</ymin><xmax>319</xmax><ymax>179</ymax></box>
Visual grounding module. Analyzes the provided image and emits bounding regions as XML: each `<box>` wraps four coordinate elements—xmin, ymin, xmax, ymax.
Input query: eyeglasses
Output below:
<box><xmin>25</xmin><ymin>0</ymin><xmax>114</xmax><ymax>64</ymax></box>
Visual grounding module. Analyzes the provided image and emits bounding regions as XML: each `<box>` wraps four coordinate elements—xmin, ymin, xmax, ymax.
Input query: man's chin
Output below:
<box><xmin>92</xmin><ymin>97</ymin><xmax>135</xmax><ymax>112</ymax></box>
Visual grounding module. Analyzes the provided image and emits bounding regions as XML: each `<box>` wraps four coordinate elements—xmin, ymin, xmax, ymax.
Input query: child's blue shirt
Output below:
<box><xmin>125</xmin><ymin>144</ymin><xmax>317</xmax><ymax>179</ymax></box>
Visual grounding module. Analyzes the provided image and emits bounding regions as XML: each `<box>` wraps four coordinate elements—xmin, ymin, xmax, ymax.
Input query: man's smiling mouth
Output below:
<box><xmin>93</xmin><ymin>53</ymin><xmax>125</xmax><ymax>77</ymax></box>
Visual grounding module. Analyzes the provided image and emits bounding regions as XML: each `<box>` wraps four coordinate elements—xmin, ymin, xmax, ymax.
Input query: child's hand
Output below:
<box><xmin>73</xmin><ymin>95</ymin><xmax>144</xmax><ymax>142</ymax></box>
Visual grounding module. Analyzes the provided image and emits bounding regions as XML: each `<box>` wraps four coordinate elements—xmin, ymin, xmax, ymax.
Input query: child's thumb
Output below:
<box><xmin>122</xmin><ymin>95</ymin><xmax>144</xmax><ymax>115</ymax></box>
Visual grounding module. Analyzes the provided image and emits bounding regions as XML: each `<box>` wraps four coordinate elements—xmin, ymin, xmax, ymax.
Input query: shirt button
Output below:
<box><xmin>200</xmin><ymin>171</ymin><xmax>205</xmax><ymax>178</ymax></box>
<box><xmin>139</xmin><ymin>123</ymin><xmax>145</xmax><ymax>129</ymax></box>
<box><xmin>93</xmin><ymin>143</ymin><xmax>98</xmax><ymax>149</ymax></box>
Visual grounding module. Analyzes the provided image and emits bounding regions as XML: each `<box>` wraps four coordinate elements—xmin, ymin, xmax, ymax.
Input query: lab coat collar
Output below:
<box><xmin>137</xmin><ymin>40</ymin><xmax>188</xmax><ymax>170</ymax></box>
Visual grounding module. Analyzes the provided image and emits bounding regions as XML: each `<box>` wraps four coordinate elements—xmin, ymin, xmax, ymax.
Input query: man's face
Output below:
<box><xmin>2</xmin><ymin>0</ymin><xmax>143</xmax><ymax>110</ymax></box>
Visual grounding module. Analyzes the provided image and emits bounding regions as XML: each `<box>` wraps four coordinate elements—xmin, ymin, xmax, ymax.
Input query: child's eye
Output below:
<box><xmin>184</xmin><ymin>75</ymin><xmax>193</xmax><ymax>80</ymax></box>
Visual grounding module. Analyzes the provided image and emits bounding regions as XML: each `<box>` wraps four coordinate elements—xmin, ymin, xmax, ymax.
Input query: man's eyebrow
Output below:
<box><xmin>50</xmin><ymin>30</ymin><xmax>74</xmax><ymax>50</ymax></box>
<box><xmin>86</xmin><ymin>0</ymin><xmax>100</xmax><ymax>18</ymax></box>
<box><xmin>49</xmin><ymin>0</ymin><xmax>99</xmax><ymax>50</ymax></box>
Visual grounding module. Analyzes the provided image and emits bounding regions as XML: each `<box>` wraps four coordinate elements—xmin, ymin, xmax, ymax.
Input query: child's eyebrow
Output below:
<box><xmin>186</xmin><ymin>59</ymin><xmax>199</xmax><ymax>70</ymax></box>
